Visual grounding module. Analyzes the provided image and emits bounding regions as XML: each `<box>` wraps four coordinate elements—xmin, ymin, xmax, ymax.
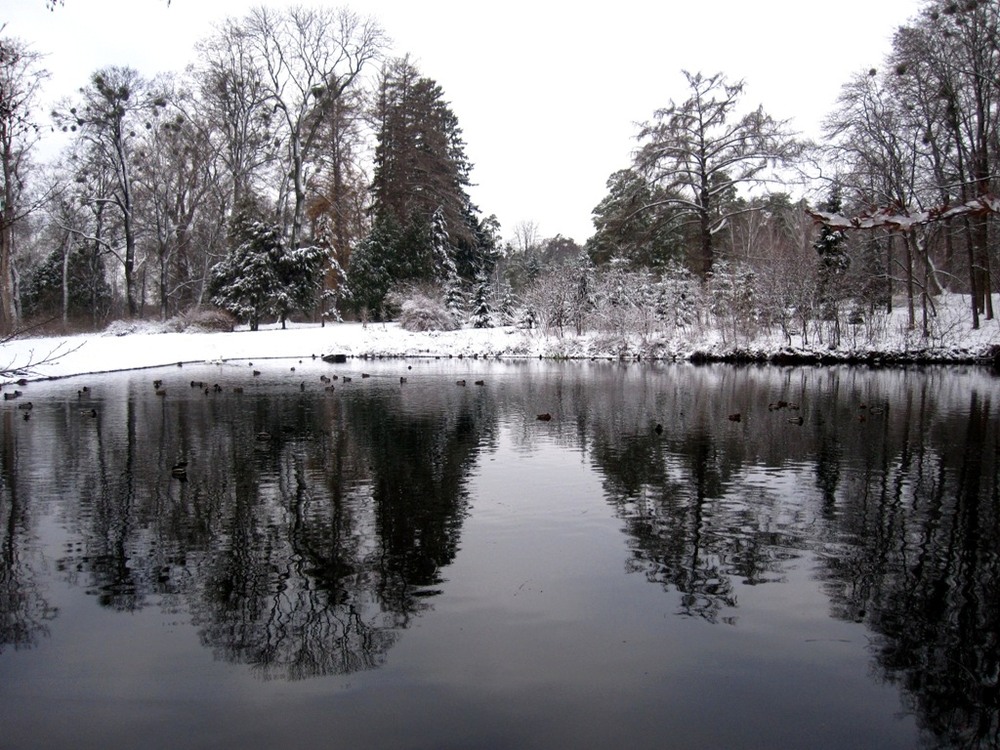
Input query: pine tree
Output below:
<box><xmin>362</xmin><ymin>56</ymin><xmax>485</xmax><ymax>299</ymax></box>
<box><xmin>814</xmin><ymin>186</ymin><xmax>848</xmax><ymax>323</ymax></box>
<box><xmin>347</xmin><ymin>216</ymin><xmax>398</xmax><ymax>320</ymax></box>
<box><xmin>209</xmin><ymin>216</ymin><xmax>327</xmax><ymax>330</ymax></box>
<box><xmin>470</xmin><ymin>273</ymin><xmax>492</xmax><ymax>328</ymax></box>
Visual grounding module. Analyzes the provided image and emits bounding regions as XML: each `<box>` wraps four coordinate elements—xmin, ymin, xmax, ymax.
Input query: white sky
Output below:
<box><xmin>6</xmin><ymin>0</ymin><xmax>922</xmax><ymax>244</ymax></box>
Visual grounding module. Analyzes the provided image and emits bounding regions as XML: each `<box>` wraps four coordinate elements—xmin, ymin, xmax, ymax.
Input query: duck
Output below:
<box><xmin>80</xmin><ymin>408</ymin><xmax>97</xmax><ymax>418</ymax></box>
<box><xmin>17</xmin><ymin>401</ymin><xmax>33</xmax><ymax>410</ymax></box>
<box><xmin>536</xmin><ymin>412</ymin><xmax>552</xmax><ymax>421</ymax></box>
<box><xmin>654</xmin><ymin>423</ymin><xmax>663</xmax><ymax>435</ymax></box>
<box><xmin>474</xmin><ymin>380</ymin><xmax>485</xmax><ymax>386</ymax></box>
<box><xmin>456</xmin><ymin>379</ymin><xmax>467</xmax><ymax>386</ymax></box>
<box><xmin>727</xmin><ymin>412</ymin><xmax>741</xmax><ymax>422</ymax></box>
<box><xmin>788</xmin><ymin>416</ymin><xmax>804</xmax><ymax>425</ymax></box>
<box><xmin>400</xmin><ymin>377</ymin><xmax>407</xmax><ymax>384</ymax></box>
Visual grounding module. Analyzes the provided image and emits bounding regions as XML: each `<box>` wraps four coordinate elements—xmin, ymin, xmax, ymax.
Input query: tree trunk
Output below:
<box><xmin>0</xmin><ymin>144</ymin><xmax>18</xmax><ymax>335</ymax></box>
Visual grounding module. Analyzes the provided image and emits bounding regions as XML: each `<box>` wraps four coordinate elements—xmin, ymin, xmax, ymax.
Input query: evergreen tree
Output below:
<box><xmin>347</xmin><ymin>215</ymin><xmax>398</xmax><ymax>320</ymax></box>
<box><xmin>430</xmin><ymin>206</ymin><xmax>458</xmax><ymax>282</ymax></box>
<box><xmin>587</xmin><ymin>168</ymin><xmax>684</xmax><ymax>269</ymax></box>
<box><xmin>21</xmin><ymin>245</ymin><xmax>113</xmax><ymax>323</ymax></box>
<box><xmin>356</xmin><ymin>56</ymin><xmax>485</xmax><ymax>305</ymax></box>
<box><xmin>209</xmin><ymin>216</ymin><xmax>326</xmax><ymax>330</ymax></box>
<box><xmin>470</xmin><ymin>272</ymin><xmax>491</xmax><ymax>328</ymax></box>
<box><xmin>814</xmin><ymin>185</ymin><xmax>848</xmax><ymax>322</ymax></box>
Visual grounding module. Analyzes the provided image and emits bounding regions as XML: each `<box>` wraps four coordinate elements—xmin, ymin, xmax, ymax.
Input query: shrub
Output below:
<box><xmin>176</xmin><ymin>307</ymin><xmax>237</xmax><ymax>333</ymax></box>
<box><xmin>393</xmin><ymin>288</ymin><xmax>458</xmax><ymax>332</ymax></box>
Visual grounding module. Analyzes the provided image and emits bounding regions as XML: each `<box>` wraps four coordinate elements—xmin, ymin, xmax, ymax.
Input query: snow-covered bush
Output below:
<box><xmin>707</xmin><ymin>260</ymin><xmax>759</xmax><ymax>346</ymax></box>
<box><xmin>172</xmin><ymin>308</ymin><xmax>237</xmax><ymax>333</ymax></box>
<box><xmin>103</xmin><ymin>319</ymin><xmax>168</xmax><ymax>336</ymax></box>
<box><xmin>390</xmin><ymin>286</ymin><xmax>458</xmax><ymax>332</ymax></box>
<box><xmin>654</xmin><ymin>261</ymin><xmax>699</xmax><ymax>330</ymax></box>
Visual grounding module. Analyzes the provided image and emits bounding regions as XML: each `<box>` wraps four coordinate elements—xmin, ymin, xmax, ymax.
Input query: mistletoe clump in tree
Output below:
<box><xmin>209</xmin><ymin>216</ymin><xmax>327</xmax><ymax>331</ymax></box>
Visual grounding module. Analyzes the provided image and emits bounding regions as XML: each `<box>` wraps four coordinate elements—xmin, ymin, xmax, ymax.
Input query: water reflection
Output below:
<box><xmin>0</xmin><ymin>361</ymin><xmax>997</xmax><ymax>746</ymax></box>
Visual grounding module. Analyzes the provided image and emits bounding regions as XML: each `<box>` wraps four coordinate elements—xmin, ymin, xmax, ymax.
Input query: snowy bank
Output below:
<box><xmin>3</xmin><ymin>299</ymin><xmax>1000</xmax><ymax>384</ymax></box>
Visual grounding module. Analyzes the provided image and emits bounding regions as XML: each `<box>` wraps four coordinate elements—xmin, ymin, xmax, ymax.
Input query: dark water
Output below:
<box><xmin>1</xmin><ymin>358</ymin><xmax>997</xmax><ymax>749</ymax></box>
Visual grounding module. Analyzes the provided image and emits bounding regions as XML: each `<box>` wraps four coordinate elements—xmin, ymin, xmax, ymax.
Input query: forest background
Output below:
<box><xmin>2</xmin><ymin>0</ymin><xmax>999</xmax><ymax>358</ymax></box>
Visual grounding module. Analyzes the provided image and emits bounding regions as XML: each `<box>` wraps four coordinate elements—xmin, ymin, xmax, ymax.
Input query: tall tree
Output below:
<box><xmin>241</xmin><ymin>5</ymin><xmax>384</xmax><ymax>250</ymax></box>
<box><xmin>0</xmin><ymin>34</ymin><xmax>47</xmax><ymax>334</ymax></box>
<box><xmin>355</xmin><ymin>57</ymin><xmax>484</xmax><ymax>311</ymax></box>
<box><xmin>587</xmin><ymin>168</ymin><xmax>683</xmax><ymax>268</ymax></box>
<box><xmin>634</xmin><ymin>71</ymin><xmax>802</xmax><ymax>277</ymax></box>
<box><xmin>195</xmin><ymin>20</ymin><xmax>278</xmax><ymax>215</ymax></box>
<box><xmin>133</xmin><ymin>77</ymin><xmax>220</xmax><ymax>319</ymax></box>
<box><xmin>890</xmin><ymin>0</ymin><xmax>1000</xmax><ymax>325</ymax></box>
<box><xmin>54</xmin><ymin>66</ymin><xmax>167</xmax><ymax>317</ymax></box>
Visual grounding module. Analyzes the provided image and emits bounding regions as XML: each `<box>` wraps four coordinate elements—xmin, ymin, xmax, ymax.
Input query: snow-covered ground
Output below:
<box><xmin>3</xmin><ymin>294</ymin><xmax>1000</xmax><ymax>383</ymax></box>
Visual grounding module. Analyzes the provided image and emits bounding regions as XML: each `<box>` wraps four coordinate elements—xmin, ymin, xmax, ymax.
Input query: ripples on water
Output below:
<box><xmin>1</xmin><ymin>359</ymin><xmax>997</xmax><ymax>749</ymax></box>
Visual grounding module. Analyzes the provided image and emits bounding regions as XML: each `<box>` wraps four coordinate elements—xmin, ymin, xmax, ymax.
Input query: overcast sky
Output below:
<box><xmin>7</xmin><ymin>0</ymin><xmax>922</xmax><ymax>244</ymax></box>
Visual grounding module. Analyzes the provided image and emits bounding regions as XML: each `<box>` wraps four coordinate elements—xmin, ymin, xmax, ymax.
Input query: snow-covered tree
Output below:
<box><xmin>470</xmin><ymin>272</ymin><xmax>492</xmax><ymax>328</ymax></box>
<box><xmin>209</xmin><ymin>217</ymin><xmax>326</xmax><ymax>330</ymax></box>
<box><xmin>347</xmin><ymin>216</ymin><xmax>397</xmax><ymax>320</ymax></box>
<box><xmin>571</xmin><ymin>251</ymin><xmax>595</xmax><ymax>335</ymax></box>
<box><xmin>655</xmin><ymin>260</ymin><xmax>698</xmax><ymax>330</ymax></box>
<box><xmin>708</xmin><ymin>260</ymin><xmax>758</xmax><ymax>345</ymax></box>
<box><xmin>634</xmin><ymin>71</ymin><xmax>802</xmax><ymax>277</ymax></box>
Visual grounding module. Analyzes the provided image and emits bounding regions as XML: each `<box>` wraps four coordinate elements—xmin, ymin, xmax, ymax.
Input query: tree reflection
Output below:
<box><xmin>583</xmin><ymin>364</ymin><xmax>999</xmax><ymax>747</ymax></box>
<box><xmin>23</xmin><ymin>380</ymin><xmax>485</xmax><ymax>680</ymax></box>
<box><xmin>3</xmin><ymin>363</ymin><xmax>998</xmax><ymax>745</ymax></box>
<box><xmin>0</xmin><ymin>412</ymin><xmax>56</xmax><ymax>652</ymax></box>
<box><xmin>819</xmin><ymin>390</ymin><xmax>1000</xmax><ymax>747</ymax></box>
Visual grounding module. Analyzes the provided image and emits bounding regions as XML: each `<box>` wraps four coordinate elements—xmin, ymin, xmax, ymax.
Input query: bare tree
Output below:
<box><xmin>195</xmin><ymin>20</ymin><xmax>278</xmax><ymax>214</ymax></box>
<box><xmin>634</xmin><ymin>71</ymin><xmax>802</xmax><ymax>277</ymax></box>
<box><xmin>891</xmin><ymin>0</ymin><xmax>1000</xmax><ymax>326</ymax></box>
<box><xmin>241</xmin><ymin>6</ymin><xmax>385</xmax><ymax>249</ymax></box>
<box><xmin>824</xmin><ymin>69</ymin><xmax>930</xmax><ymax>329</ymax></box>
<box><xmin>54</xmin><ymin>67</ymin><xmax>167</xmax><ymax>317</ymax></box>
<box><xmin>132</xmin><ymin>76</ymin><xmax>220</xmax><ymax>319</ymax></box>
<box><xmin>0</xmin><ymin>33</ymin><xmax>48</xmax><ymax>335</ymax></box>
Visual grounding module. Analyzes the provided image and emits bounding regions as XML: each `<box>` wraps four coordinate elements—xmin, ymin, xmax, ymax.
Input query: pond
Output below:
<box><xmin>1</xmin><ymin>358</ymin><xmax>997</xmax><ymax>749</ymax></box>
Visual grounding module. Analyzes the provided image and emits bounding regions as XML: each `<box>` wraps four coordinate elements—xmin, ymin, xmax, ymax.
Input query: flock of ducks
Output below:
<box><xmin>2</xmin><ymin>379</ymin><xmax>33</xmax><ymax>419</ymax></box>
<box><xmin>6</xmin><ymin>364</ymin><xmax>890</xmax><ymax>484</ymax></box>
